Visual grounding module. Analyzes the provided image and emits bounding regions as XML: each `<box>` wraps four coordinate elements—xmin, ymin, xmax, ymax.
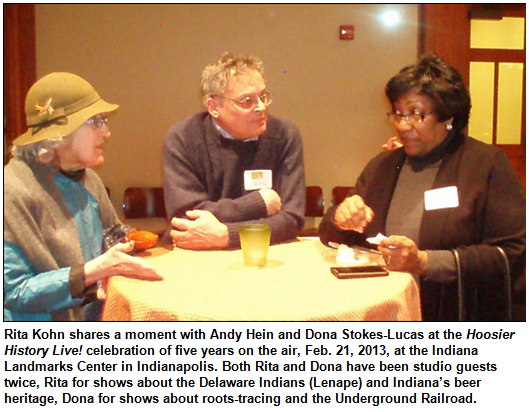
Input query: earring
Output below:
<box><xmin>446</xmin><ymin>124</ymin><xmax>453</xmax><ymax>131</ymax></box>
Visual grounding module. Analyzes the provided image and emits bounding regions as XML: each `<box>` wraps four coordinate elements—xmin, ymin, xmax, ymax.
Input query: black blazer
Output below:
<box><xmin>319</xmin><ymin>135</ymin><xmax>525</xmax><ymax>321</ymax></box>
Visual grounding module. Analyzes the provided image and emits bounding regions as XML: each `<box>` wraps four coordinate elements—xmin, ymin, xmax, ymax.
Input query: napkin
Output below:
<box><xmin>366</xmin><ymin>233</ymin><xmax>388</xmax><ymax>245</ymax></box>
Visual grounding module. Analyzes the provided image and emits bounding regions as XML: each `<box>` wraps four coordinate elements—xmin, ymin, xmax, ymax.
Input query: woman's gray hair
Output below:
<box><xmin>200</xmin><ymin>52</ymin><xmax>265</xmax><ymax>106</ymax></box>
<box><xmin>12</xmin><ymin>136</ymin><xmax>65</xmax><ymax>165</ymax></box>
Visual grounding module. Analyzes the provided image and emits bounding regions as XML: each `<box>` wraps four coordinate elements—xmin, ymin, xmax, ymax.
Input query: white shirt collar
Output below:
<box><xmin>212</xmin><ymin>118</ymin><xmax>259</xmax><ymax>142</ymax></box>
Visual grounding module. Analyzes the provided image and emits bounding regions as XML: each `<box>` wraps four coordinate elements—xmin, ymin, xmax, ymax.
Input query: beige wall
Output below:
<box><xmin>35</xmin><ymin>4</ymin><xmax>418</xmax><ymax>218</ymax></box>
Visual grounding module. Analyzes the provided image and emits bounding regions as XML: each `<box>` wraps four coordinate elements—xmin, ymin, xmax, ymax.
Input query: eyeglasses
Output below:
<box><xmin>387</xmin><ymin>111</ymin><xmax>434</xmax><ymax>125</ymax></box>
<box><xmin>86</xmin><ymin>117</ymin><xmax>108</xmax><ymax>128</ymax></box>
<box><xmin>219</xmin><ymin>92</ymin><xmax>273</xmax><ymax>110</ymax></box>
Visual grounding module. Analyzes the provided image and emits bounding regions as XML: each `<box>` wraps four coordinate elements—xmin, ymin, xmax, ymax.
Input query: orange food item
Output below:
<box><xmin>128</xmin><ymin>229</ymin><xmax>158</xmax><ymax>251</ymax></box>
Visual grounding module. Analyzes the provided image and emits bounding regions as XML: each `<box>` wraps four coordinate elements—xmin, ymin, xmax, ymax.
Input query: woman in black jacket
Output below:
<box><xmin>319</xmin><ymin>55</ymin><xmax>525</xmax><ymax>321</ymax></box>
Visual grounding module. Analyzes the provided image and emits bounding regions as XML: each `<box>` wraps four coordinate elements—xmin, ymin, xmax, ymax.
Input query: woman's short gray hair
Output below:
<box><xmin>200</xmin><ymin>52</ymin><xmax>265</xmax><ymax>106</ymax></box>
<box><xmin>12</xmin><ymin>136</ymin><xmax>65</xmax><ymax>165</ymax></box>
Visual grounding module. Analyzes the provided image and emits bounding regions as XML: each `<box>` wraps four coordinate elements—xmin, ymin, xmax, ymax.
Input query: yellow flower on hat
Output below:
<box><xmin>35</xmin><ymin>97</ymin><xmax>54</xmax><ymax>115</ymax></box>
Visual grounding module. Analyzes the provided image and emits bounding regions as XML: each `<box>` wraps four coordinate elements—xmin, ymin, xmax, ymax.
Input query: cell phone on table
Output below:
<box><xmin>331</xmin><ymin>265</ymin><xmax>389</xmax><ymax>279</ymax></box>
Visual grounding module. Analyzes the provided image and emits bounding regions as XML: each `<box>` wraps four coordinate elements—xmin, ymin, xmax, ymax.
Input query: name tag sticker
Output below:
<box><xmin>244</xmin><ymin>170</ymin><xmax>272</xmax><ymax>191</ymax></box>
<box><xmin>424</xmin><ymin>186</ymin><xmax>459</xmax><ymax>211</ymax></box>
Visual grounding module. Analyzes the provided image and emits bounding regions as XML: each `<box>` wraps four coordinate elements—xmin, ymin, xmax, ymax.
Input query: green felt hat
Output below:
<box><xmin>13</xmin><ymin>72</ymin><xmax>119</xmax><ymax>146</ymax></box>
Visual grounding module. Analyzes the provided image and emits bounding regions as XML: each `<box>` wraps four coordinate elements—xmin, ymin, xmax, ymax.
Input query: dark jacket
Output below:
<box><xmin>319</xmin><ymin>135</ymin><xmax>526</xmax><ymax>321</ymax></box>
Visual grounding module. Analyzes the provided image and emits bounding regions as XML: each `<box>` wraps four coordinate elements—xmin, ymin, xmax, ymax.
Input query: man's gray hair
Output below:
<box><xmin>200</xmin><ymin>52</ymin><xmax>265</xmax><ymax>106</ymax></box>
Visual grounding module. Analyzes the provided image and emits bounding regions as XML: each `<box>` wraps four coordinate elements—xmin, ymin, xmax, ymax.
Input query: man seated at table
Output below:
<box><xmin>163</xmin><ymin>52</ymin><xmax>306</xmax><ymax>250</ymax></box>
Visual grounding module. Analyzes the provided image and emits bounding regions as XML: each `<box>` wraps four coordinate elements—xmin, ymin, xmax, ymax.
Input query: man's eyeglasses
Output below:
<box><xmin>387</xmin><ymin>111</ymin><xmax>434</xmax><ymax>126</ymax></box>
<box><xmin>220</xmin><ymin>92</ymin><xmax>273</xmax><ymax>110</ymax></box>
<box><xmin>86</xmin><ymin>117</ymin><xmax>108</xmax><ymax>128</ymax></box>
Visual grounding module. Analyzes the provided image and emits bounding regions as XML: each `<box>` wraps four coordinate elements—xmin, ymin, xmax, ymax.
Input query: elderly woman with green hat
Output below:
<box><xmin>4</xmin><ymin>72</ymin><xmax>162</xmax><ymax>321</ymax></box>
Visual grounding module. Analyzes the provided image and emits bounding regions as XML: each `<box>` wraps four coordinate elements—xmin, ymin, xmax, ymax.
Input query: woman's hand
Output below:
<box><xmin>84</xmin><ymin>241</ymin><xmax>163</xmax><ymax>287</ymax></box>
<box><xmin>378</xmin><ymin>235</ymin><xmax>428</xmax><ymax>275</ymax></box>
<box><xmin>333</xmin><ymin>195</ymin><xmax>374</xmax><ymax>233</ymax></box>
<box><xmin>96</xmin><ymin>279</ymin><xmax>108</xmax><ymax>300</ymax></box>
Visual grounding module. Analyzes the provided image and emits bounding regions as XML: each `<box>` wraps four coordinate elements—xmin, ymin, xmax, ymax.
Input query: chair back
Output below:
<box><xmin>453</xmin><ymin>246</ymin><xmax>513</xmax><ymax>322</ymax></box>
<box><xmin>331</xmin><ymin>186</ymin><xmax>353</xmax><ymax>208</ymax></box>
<box><xmin>123</xmin><ymin>187</ymin><xmax>166</xmax><ymax>219</ymax></box>
<box><xmin>305</xmin><ymin>186</ymin><xmax>324</xmax><ymax>217</ymax></box>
